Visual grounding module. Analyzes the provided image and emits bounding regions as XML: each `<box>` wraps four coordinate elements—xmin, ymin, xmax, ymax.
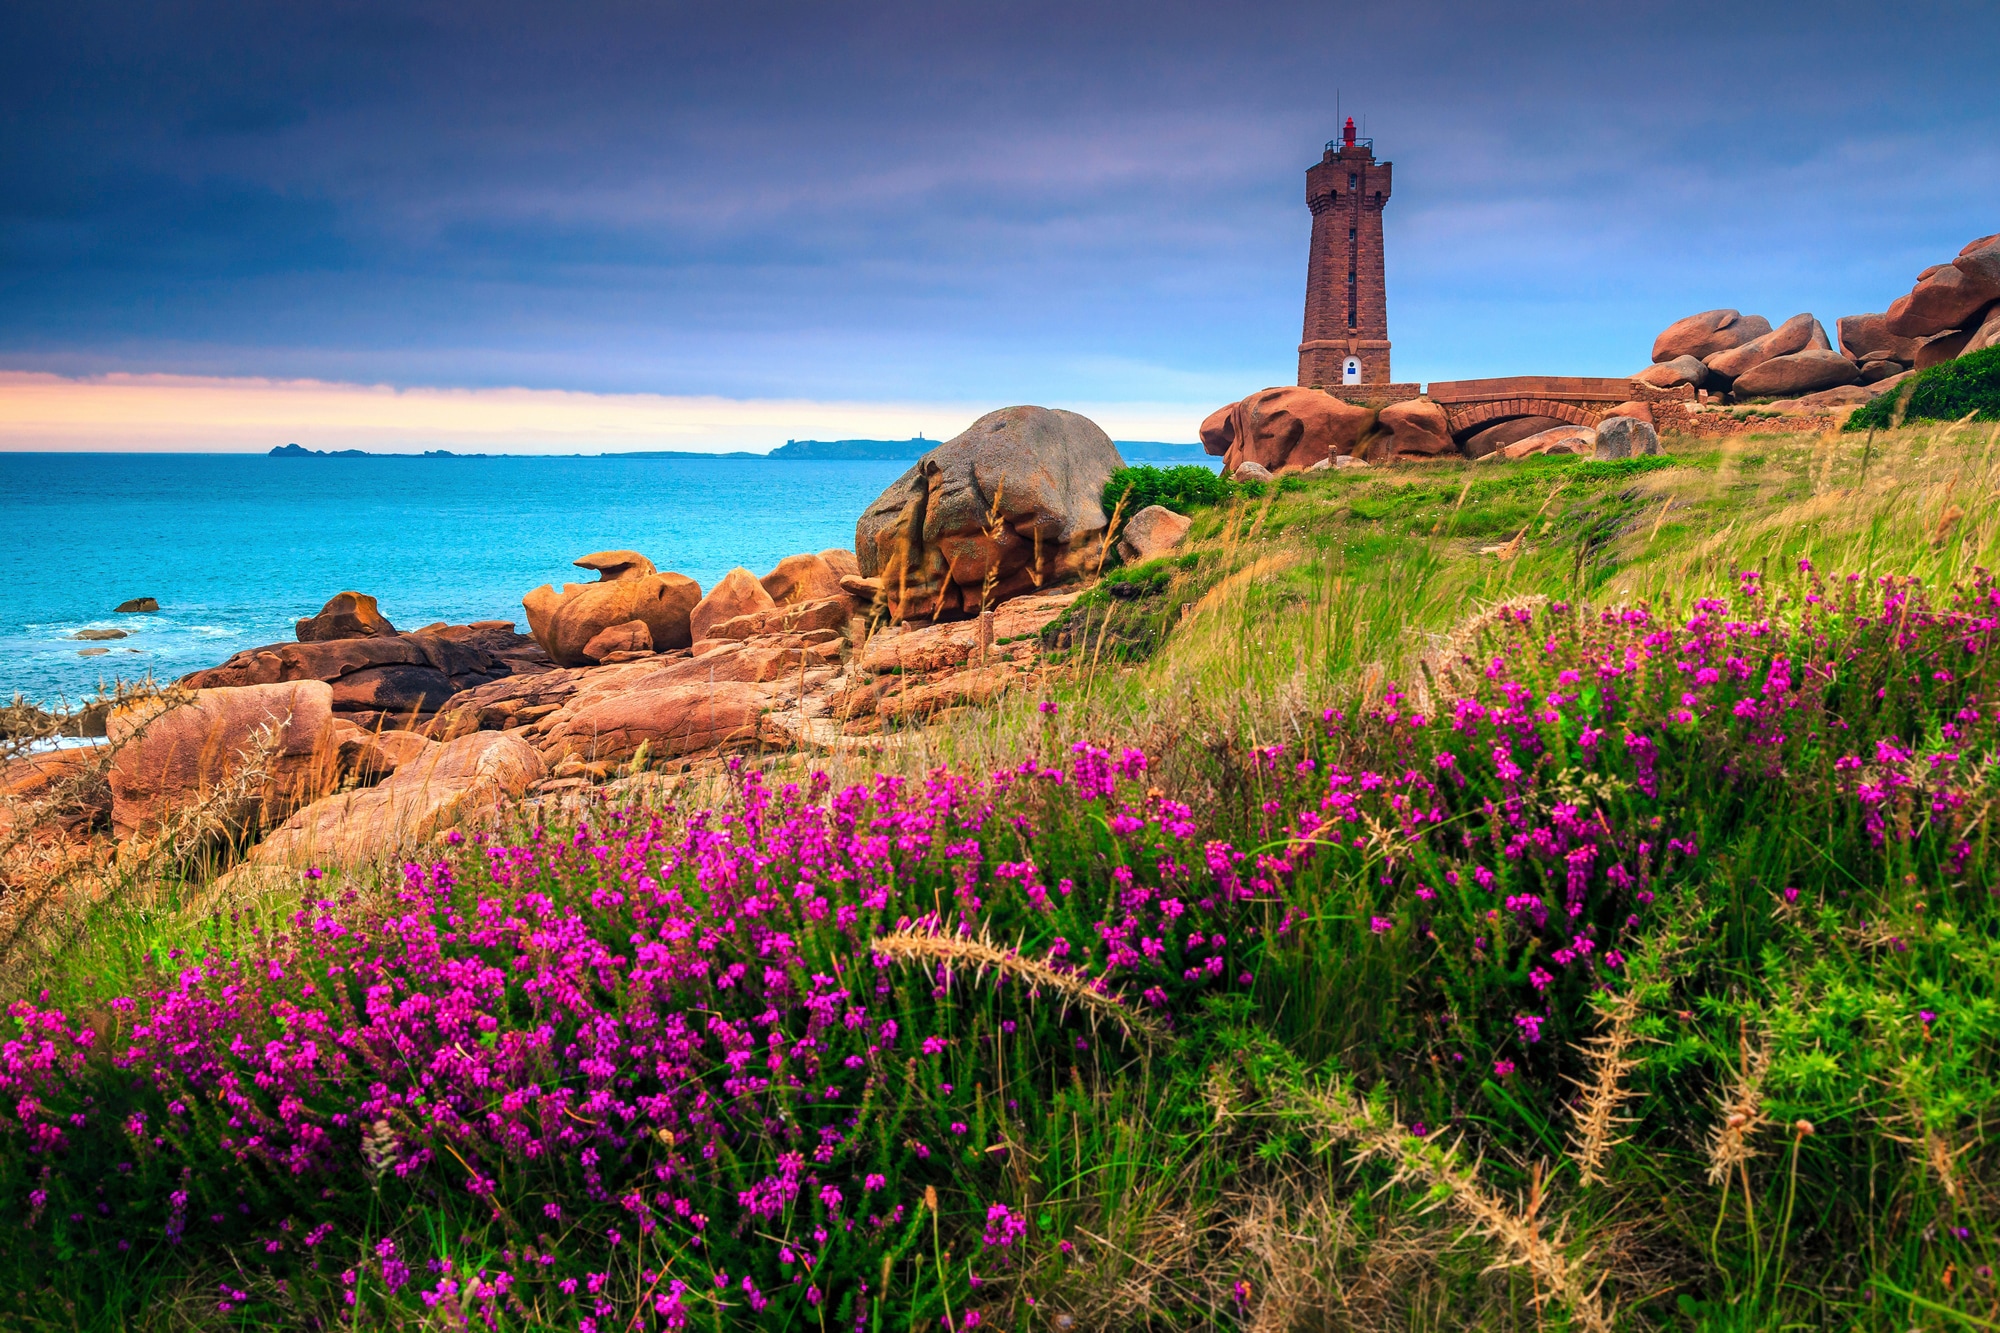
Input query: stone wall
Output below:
<box><xmin>1322</xmin><ymin>383</ymin><xmax>1423</xmax><ymax>408</ymax></box>
<box><xmin>1652</xmin><ymin>400</ymin><xmax>1834</xmax><ymax>437</ymax></box>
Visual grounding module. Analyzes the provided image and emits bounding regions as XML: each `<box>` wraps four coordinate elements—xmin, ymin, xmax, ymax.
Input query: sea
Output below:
<box><xmin>1</xmin><ymin>450</ymin><xmax>1212</xmax><ymax>708</ymax></box>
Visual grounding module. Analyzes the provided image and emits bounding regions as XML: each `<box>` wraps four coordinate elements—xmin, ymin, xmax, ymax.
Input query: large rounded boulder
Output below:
<box><xmin>855</xmin><ymin>406</ymin><xmax>1124</xmax><ymax>622</ymax></box>
<box><xmin>1732</xmin><ymin>349</ymin><xmax>1863</xmax><ymax>397</ymax></box>
<box><xmin>522</xmin><ymin>550</ymin><xmax>702</xmax><ymax>665</ymax></box>
<box><xmin>1462</xmin><ymin>415</ymin><xmax>1570</xmax><ymax>459</ymax></box>
<box><xmin>1373</xmin><ymin>398</ymin><xmax>1454</xmax><ymax>458</ymax></box>
<box><xmin>1705</xmin><ymin>313</ymin><xmax>1828</xmax><ymax>382</ymax></box>
<box><xmin>690</xmin><ymin>568</ymin><xmax>779</xmax><ymax>642</ymax></box>
<box><xmin>1651</xmin><ymin>310</ymin><xmax>1772</xmax><ymax>363</ymax></box>
<box><xmin>760</xmin><ymin>553</ymin><xmax>847</xmax><ymax>606</ymax></box>
<box><xmin>1836</xmin><ymin>313</ymin><xmax>1921</xmax><ymax>366</ymax></box>
<box><xmin>1592</xmin><ymin>415</ymin><xmax>1659</xmax><ymax>460</ymax></box>
<box><xmin>108</xmin><ymin>681</ymin><xmax>335</xmax><ymax>841</ymax></box>
<box><xmin>1200</xmin><ymin>386</ymin><xmax>1373</xmax><ymax>474</ymax></box>
<box><xmin>1635</xmin><ymin>356</ymin><xmax>1709</xmax><ymax>389</ymax></box>
<box><xmin>1887</xmin><ymin>236</ymin><xmax>2000</xmax><ymax>340</ymax></box>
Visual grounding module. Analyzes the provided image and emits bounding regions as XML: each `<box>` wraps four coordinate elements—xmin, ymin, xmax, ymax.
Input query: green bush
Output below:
<box><xmin>1103</xmin><ymin>463</ymin><xmax>1231</xmax><ymax>516</ymax></box>
<box><xmin>1846</xmin><ymin>343</ymin><xmax>2000</xmax><ymax>430</ymax></box>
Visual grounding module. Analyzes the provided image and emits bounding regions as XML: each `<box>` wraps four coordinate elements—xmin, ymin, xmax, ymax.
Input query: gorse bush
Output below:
<box><xmin>1102</xmin><ymin>464</ymin><xmax>1231</xmax><ymax>517</ymax></box>
<box><xmin>1847</xmin><ymin>343</ymin><xmax>2000</xmax><ymax>430</ymax></box>
<box><xmin>5</xmin><ymin>562</ymin><xmax>2000</xmax><ymax>1328</ymax></box>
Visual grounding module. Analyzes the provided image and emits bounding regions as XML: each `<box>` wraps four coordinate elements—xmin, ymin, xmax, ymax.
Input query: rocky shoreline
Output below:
<box><xmin>5</xmin><ymin>407</ymin><xmax>1157</xmax><ymax>877</ymax></box>
<box><xmin>12</xmin><ymin>237</ymin><xmax>1995</xmax><ymax>880</ymax></box>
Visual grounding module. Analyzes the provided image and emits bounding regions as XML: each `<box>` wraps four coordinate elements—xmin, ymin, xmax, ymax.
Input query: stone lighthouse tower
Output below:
<box><xmin>1299</xmin><ymin>118</ymin><xmax>1393</xmax><ymax>388</ymax></box>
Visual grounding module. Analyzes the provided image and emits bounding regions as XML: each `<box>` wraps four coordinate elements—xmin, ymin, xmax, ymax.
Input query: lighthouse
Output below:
<box><xmin>1299</xmin><ymin>117</ymin><xmax>1393</xmax><ymax>388</ymax></box>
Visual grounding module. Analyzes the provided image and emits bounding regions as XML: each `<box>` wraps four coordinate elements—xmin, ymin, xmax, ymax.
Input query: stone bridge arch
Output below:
<box><xmin>1444</xmin><ymin>397</ymin><xmax>1601</xmax><ymax>436</ymax></box>
<box><xmin>1420</xmin><ymin>376</ymin><xmax>1687</xmax><ymax>444</ymax></box>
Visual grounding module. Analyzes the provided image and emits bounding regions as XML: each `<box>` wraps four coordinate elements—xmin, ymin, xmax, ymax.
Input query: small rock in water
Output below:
<box><xmin>72</xmin><ymin>628</ymin><xmax>128</xmax><ymax>641</ymax></box>
<box><xmin>114</xmin><ymin>597</ymin><xmax>159</xmax><ymax>613</ymax></box>
<box><xmin>77</xmin><ymin>647</ymin><xmax>110</xmax><ymax>657</ymax></box>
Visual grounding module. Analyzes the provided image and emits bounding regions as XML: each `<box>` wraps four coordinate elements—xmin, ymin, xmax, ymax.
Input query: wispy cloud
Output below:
<box><xmin>0</xmin><ymin>371</ymin><xmax>1210</xmax><ymax>453</ymax></box>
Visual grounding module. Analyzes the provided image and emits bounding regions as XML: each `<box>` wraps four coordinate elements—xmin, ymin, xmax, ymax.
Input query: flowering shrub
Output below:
<box><xmin>3</xmin><ymin>564</ymin><xmax>1998</xmax><ymax>1327</ymax></box>
<box><xmin>0</xmin><ymin>749</ymin><xmax>1264</xmax><ymax>1328</ymax></box>
<box><xmin>1243</xmin><ymin>563</ymin><xmax>2000</xmax><ymax>1130</ymax></box>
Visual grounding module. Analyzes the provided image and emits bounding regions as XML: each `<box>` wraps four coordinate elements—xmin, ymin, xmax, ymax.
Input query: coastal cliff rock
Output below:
<box><xmin>522</xmin><ymin>551</ymin><xmax>703</xmax><ymax>665</ymax></box>
<box><xmin>179</xmin><ymin>624</ymin><xmax>533</xmax><ymax>729</ymax></box>
<box><xmin>401</xmin><ymin>586</ymin><xmax>1081</xmax><ymax>783</ymax></box>
<box><xmin>1651</xmin><ymin>310</ymin><xmax>1772</xmax><ymax>363</ymax></box>
<box><xmin>761</xmin><ymin>553</ymin><xmax>847</xmax><ymax>605</ymax></box>
<box><xmin>326</xmin><ymin>723</ymin><xmax>434</xmax><ymax>783</ymax></box>
<box><xmin>581</xmin><ymin>620</ymin><xmax>652</xmax><ymax>660</ymax></box>
<box><xmin>691</xmin><ymin>568</ymin><xmax>778</xmax><ymax>642</ymax></box>
<box><xmin>539</xmin><ymin>680</ymin><xmax>769</xmax><ymax>764</ymax></box>
<box><xmin>250</xmin><ymin>730</ymin><xmax>544</xmax><ymax>868</ymax></box>
<box><xmin>854</xmin><ymin>406</ymin><xmax>1123</xmax><ymax>622</ymax></box>
<box><xmin>1201</xmin><ymin>387</ymin><xmax>1371</xmax><ymax>474</ymax></box>
<box><xmin>296</xmin><ymin>591</ymin><xmax>396</xmax><ymax>642</ymax></box>
<box><xmin>108</xmin><ymin>681</ymin><xmax>334</xmax><ymax>840</ymax></box>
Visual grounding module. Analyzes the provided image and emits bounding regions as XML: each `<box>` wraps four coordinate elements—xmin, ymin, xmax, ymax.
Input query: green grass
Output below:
<box><xmin>10</xmin><ymin>422</ymin><xmax>2000</xmax><ymax>1330</ymax></box>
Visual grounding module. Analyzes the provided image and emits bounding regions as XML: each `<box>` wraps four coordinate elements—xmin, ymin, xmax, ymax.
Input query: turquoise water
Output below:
<box><xmin>0</xmin><ymin>453</ymin><xmax>919</xmax><ymax>707</ymax></box>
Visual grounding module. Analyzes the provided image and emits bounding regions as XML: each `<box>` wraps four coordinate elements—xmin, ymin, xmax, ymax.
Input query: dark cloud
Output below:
<box><xmin>2</xmin><ymin>0</ymin><xmax>1996</xmax><ymax>401</ymax></box>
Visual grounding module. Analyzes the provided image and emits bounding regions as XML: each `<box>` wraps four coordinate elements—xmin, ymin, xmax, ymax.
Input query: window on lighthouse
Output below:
<box><xmin>1343</xmin><ymin>358</ymin><xmax>1362</xmax><ymax>385</ymax></box>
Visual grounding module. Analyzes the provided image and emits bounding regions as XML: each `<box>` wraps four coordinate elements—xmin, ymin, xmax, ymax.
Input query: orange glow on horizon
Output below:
<box><xmin>0</xmin><ymin>371</ymin><xmax>1207</xmax><ymax>453</ymax></box>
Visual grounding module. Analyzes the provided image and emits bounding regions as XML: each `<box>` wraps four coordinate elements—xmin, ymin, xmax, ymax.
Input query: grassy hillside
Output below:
<box><xmin>1847</xmin><ymin>345</ymin><xmax>2000</xmax><ymax>431</ymax></box>
<box><xmin>5</xmin><ymin>419</ymin><xmax>2000</xmax><ymax>1332</ymax></box>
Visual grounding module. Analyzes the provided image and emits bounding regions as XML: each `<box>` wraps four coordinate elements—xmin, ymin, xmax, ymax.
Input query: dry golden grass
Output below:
<box><xmin>1568</xmin><ymin>987</ymin><xmax>1643</xmax><ymax>1190</ymax></box>
<box><xmin>871</xmin><ymin>924</ymin><xmax>1170</xmax><ymax>1046</ymax></box>
<box><xmin>1706</xmin><ymin>1026</ymin><xmax>1771</xmax><ymax>1189</ymax></box>
<box><xmin>1287</xmin><ymin>1082</ymin><xmax>1614</xmax><ymax>1333</ymax></box>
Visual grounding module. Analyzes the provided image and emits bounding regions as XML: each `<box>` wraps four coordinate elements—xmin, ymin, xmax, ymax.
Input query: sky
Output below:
<box><xmin>3</xmin><ymin>0</ymin><xmax>1997</xmax><ymax>452</ymax></box>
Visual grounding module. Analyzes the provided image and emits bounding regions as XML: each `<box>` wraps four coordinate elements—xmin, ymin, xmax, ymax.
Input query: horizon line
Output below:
<box><xmin>0</xmin><ymin>369</ymin><xmax>1222</xmax><ymax>454</ymax></box>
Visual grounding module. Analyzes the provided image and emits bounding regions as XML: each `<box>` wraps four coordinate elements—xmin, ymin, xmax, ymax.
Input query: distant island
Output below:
<box><xmin>271</xmin><ymin>443</ymin><xmax>484</xmax><ymax>458</ymax></box>
<box><xmin>270</xmin><ymin>438</ymin><xmax>1207</xmax><ymax>461</ymax></box>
